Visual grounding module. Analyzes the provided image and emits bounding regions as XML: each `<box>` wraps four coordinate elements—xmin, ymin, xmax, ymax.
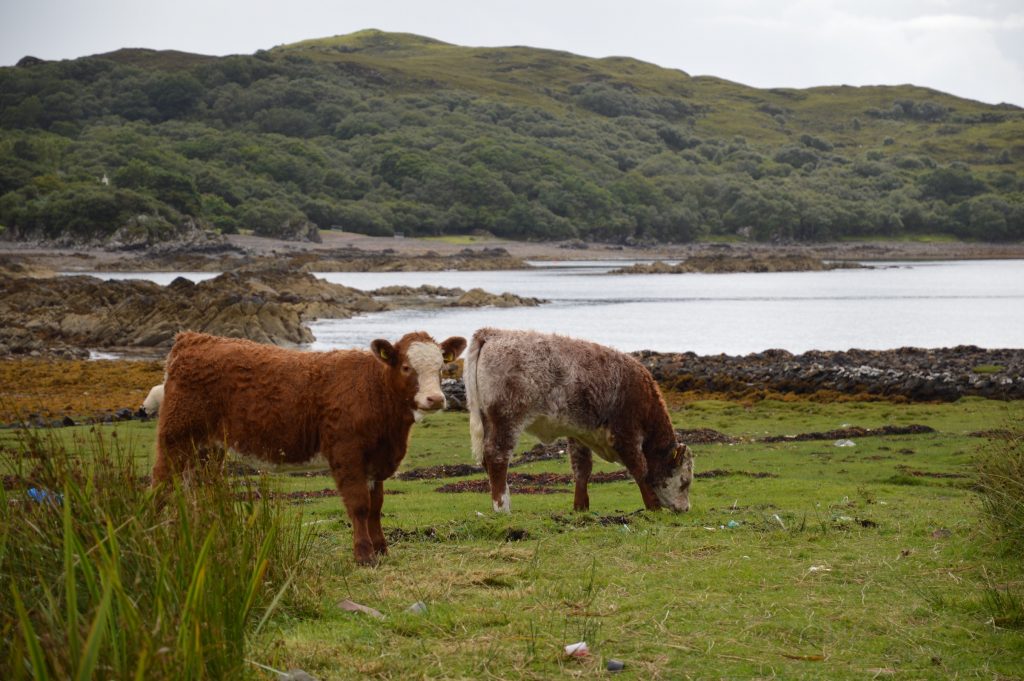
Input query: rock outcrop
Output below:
<box><xmin>611</xmin><ymin>254</ymin><xmax>866</xmax><ymax>274</ymax></box>
<box><xmin>370</xmin><ymin>285</ymin><xmax>544</xmax><ymax>308</ymax></box>
<box><xmin>0</xmin><ymin>269</ymin><xmax>544</xmax><ymax>358</ymax></box>
<box><xmin>0</xmin><ymin>269</ymin><xmax>387</xmax><ymax>357</ymax></box>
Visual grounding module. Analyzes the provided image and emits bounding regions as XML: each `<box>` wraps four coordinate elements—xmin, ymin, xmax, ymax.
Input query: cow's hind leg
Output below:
<box><xmin>568</xmin><ymin>439</ymin><xmax>593</xmax><ymax>512</ymax></box>
<box><xmin>368</xmin><ymin>480</ymin><xmax>387</xmax><ymax>557</ymax></box>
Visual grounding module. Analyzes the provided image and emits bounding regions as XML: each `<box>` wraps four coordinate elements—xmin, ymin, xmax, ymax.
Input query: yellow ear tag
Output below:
<box><xmin>379</xmin><ymin>349</ymin><xmax>389</xmax><ymax>360</ymax></box>
<box><xmin>443</xmin><ymin>352</ymin><xmax>454</xmax><ymax>362</ymax></box>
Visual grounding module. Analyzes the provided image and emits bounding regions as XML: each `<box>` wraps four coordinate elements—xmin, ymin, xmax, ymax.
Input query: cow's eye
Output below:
<box><xmin>401</xmin><ymin>365</ymin><xmax>412</xmax><ymax>375</ymax></box>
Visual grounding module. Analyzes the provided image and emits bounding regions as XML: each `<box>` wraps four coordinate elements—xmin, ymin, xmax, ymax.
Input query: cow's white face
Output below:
<box><xmin>653</xmin><ymin>444</ymin><xmax>693</xmax><ymax>512</ymax></box>
<box><xmin>406</xmin><ymin>341</ymin><xmax>447</xmax><ymax>414</ymax></box>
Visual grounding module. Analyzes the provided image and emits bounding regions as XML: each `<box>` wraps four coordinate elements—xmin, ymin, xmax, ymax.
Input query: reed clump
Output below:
<box><xmin>0</xmin><ymin>426</ymin><xmax>318</xmax><ymax>679</ymax></box>
<box><xmin>976</xmin><ymin>432</ymin><xmax>1024</xmax><ymax>554</ymax></box>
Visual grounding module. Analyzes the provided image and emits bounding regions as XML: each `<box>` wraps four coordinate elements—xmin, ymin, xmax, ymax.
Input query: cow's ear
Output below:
<box><xmin>371</xmin><ymin>339</ymin><xmax>398</xmax><ymax>366</ymax></box>
<box><xmin>675</xmin><ymin>443</ymin><xmax>693</xmax><ymax>462</ymax></box>
<box><xmin>440</xmin><ymin>336</ymin><xmax>467</xmax><ymax>363</ymax></box>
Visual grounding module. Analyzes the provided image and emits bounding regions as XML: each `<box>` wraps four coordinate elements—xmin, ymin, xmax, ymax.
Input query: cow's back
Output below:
<box><xmin>160</xmin><ymin>332</ymin><xmax>379</xmax><ymax>463</ymax></box>
<box><xmin>471</xmin><ymin>328</ymin><xmax>633</xmax><ymax>424</ymax></box>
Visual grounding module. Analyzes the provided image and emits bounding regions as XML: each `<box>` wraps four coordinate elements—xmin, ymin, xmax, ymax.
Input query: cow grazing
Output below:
<box><xmin>142</xmin><ymin>383</ymin><xmax>164</xmax><ymax>417</ymax></box>
<box><xmin>153</xmin><ymin>331</ymin><xmax>467</xmax><ymax>565</ymax></box>
<box><xmin>465</xmin><ymin>328</ymin><xmax>692</xmax><ymax>514</ymax></box>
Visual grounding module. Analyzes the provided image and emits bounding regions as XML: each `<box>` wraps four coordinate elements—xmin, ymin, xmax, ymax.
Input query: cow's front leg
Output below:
<box><xmin>483</xmin><ymin>455</ymin><xmax>511</xmax><ymax>513</ymax></box>
<box><xmin>333</xmin><ymin>467</ymin><xmax>376</xmax><ymax>566</ymax></box>
<box><xmin>568</xmin><ymin>439</ymin><xmax>593</xmax><ymax>512</ymax></box>
<box><xmin>619</xmin><ymin>445</ymin><xmax>661</xmax><ymax>511</ymax></box>
<box><xmin>367</xmin><ymin>479</ymin><xmax>387</xmax><ymax>557</ymax></box>
<box><xmin>482</xmin><ymin>413</ymin><xmax>517</xmax><ymax>513</ymax></box>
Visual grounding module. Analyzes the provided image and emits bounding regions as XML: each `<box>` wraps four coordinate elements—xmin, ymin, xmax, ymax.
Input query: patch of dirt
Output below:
<box><xmin>969</xmin><ymin>429</ymin><xmax>1022</xmax><ymax>439</ymax></box>
<box><xmin>382</xmin><ymin>525</ymin><xmax>527</xmax><ymax>543</ymax></box>
<box><xmin>384</xmin><ymin>526</ymin><xmax>449</xmax><ymax>543</ymax></box>
<box><xmin>232</xmin><ymin>487</ymin><xmax>401</xmax><ymax>503</ymax></box>
<box><xmin>436</xmin><ymin>479</ymin><xmax>570</xmax><ymax>494</ymax></box>
<box><xmin>591</xmin><ymin>471</ymin><xmax>630</xmax><ymax>483</ymax></box>
<box><xmin>510</xmin><ymin>441</ymin><xmax>566</xmax><ymax>466</ymax></box>
<box><xmin>396</xmin><ymin>463</ymin><xmax>483</xmax><ymax>480</ymax></box>
<box><xmin>696</xmin><ymin>469</ymin><xmax>778</xmax><ymax>479</ymax></box>
<box><xmin>551</xmin><ymin>510</ymin><xmax>646</xmax><ymax>527</ymax></box>
<box><xmin>760</xmin><ymin>424</ymin><xmax>934</xmax><ymax>443</ymax></box>
<box><xmin>895</xmin><ymin>465</ymin><xmax>970</xmax><ymax>479</ymax></box>
<box><xmin>436</xmin><ymin>472</ymin><xmax>574</xmax><ymax>494</ymax></box>
<box><xmin>676</xmin><ymin>428</ymin><xmax>739</xmax><ymax>444</ymax></box>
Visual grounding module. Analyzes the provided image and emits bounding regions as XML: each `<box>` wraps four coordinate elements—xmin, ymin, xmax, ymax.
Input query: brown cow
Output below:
<box><xmin>465</xmin><ymin>328</ymin><xmax>692</xmax><ymax>513</ymax></box>
<box><xmin>153</xmin><ymin>331</ymin><xmax>467</xmax><ymax>565</ymax></box>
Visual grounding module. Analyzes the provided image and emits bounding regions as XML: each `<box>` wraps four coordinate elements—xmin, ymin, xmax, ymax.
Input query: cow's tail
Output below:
<box><xmin>465</xmin><ymin>330</ymin><xmax>489</xmax><ymax>465</ymax></box>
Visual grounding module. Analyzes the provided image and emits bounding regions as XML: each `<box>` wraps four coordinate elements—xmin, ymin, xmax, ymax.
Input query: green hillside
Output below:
<box><xmin>1</xmin><ymin>29</ymin><xmax>1022</xmax><ymax>244</ymax></box>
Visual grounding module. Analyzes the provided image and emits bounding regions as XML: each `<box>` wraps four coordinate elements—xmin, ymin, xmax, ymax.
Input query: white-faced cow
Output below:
<box><xmin>153</xmin><ymin>331</ymin><xmax>467</xmax><ymax>565</ymax></box>
<box><xmin>142</xmin><ymin>383</ymin><xmax>164</xmax><ymax>417</ymax></box>
<box><xmin>465</xmin><ymin>328</ymin><xmax>692</xmax><ymax>513</ymax></box>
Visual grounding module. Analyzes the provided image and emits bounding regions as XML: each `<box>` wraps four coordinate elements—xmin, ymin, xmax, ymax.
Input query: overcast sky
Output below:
<box><xmin>3</xmin><ymin>0</ymin><xmax>1023</xmax><ymax>106</ymax></box>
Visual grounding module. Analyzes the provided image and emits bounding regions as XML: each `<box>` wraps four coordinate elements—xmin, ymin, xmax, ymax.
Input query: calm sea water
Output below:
<box><xmin>73</xmin><ymin>260</ymin><xmax>1024</xmax><ymax>355</ymax></box>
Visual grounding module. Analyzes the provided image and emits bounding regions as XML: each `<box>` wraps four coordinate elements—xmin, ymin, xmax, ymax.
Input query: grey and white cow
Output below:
<box><xmin>465</xmin><ymin>328</ymin><xmax>693</xmax><ymax>513</ymax></box>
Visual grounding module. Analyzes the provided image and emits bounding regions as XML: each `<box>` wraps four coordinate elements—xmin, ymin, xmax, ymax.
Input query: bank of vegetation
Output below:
<box><xmin>1</xmin><ymin>30</ymin><xmax>1022</xmax><ymax>245</ymax></box>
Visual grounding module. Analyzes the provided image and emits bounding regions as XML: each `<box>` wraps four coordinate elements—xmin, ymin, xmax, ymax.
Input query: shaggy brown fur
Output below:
<box><xmin>465</xmin><ymin>328</ymin><xmax>693</xmax><ymax>514</ymax></box>
<box><xmin>153</xmin><ymin>331</ymin><xmax>466</xmax><ymax>565</ymax></box>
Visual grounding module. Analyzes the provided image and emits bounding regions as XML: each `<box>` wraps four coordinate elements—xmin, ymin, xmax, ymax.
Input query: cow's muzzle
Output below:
<box><xmin>417</xmin><ymin>393</ymin><xmax>446</xmax><ymax>412</ymax></box>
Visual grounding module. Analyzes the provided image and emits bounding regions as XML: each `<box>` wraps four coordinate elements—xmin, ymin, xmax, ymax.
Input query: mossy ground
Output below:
<box><xmin>0</xmin><ymin>358</ymin><xmax>164</xmax><ymax>422</ymax></box>
<box><xmin>2</xmin><ymin>362</ymin><xmax>1021</xmax><ymax>679</ymax></box>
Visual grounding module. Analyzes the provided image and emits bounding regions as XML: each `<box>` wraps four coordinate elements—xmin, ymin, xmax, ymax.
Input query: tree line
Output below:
<box><xmin>0</xmin><ymin>39</ymin><xmax>1021</xmax><ymax>244</ymax></box>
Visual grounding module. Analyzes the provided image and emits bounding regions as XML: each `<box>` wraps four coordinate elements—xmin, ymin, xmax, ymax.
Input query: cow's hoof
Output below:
<box><xmin>354</xmin><ymin>553</ymin><xmax>379</xmax><ymax>567</ymax></box>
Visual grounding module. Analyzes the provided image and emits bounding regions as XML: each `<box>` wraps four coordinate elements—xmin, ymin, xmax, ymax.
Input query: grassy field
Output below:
<box><xmin>2</xmin><ymin>398</ymin><xmax>1022</xmax><ymax>679</ymax></box>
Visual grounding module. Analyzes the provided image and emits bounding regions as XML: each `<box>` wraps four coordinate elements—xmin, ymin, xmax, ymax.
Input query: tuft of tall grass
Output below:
<box><xmin>0</xmin><ymin>427</ymin><xmax>318</xmax><ymax>680</ymax></box>
<box><xmin>975</xmin><ymin>433</ymin><xmax>1024</xmax><ymax>554</ymax></box>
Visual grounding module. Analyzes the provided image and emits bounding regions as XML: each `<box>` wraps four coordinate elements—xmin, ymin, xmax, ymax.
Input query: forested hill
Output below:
<box><xmin>1</xmin><ymin>29</ymin><xmax>1022</xmax><ymax>244</ymax></box>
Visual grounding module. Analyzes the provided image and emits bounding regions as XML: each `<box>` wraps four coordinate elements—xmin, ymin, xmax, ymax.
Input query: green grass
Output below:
<box><xmin>3</xmin><ymin>399</ymin><xmax>1023</xmax><ymax>679</ymax></box>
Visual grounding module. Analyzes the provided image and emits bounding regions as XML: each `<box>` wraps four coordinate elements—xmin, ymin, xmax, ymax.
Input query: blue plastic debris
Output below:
<box><xmin>27</xmin><ymin>488</ymin><xmax>62</xmax><ymax>505</ymax></box>
<box><xmin>726</xmin><ymin>520</ymin><xmax>741</xmax><ymax>529</ymax></box>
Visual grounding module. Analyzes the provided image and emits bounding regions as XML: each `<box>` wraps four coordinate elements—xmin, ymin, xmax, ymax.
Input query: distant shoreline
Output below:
<box><xmin>2</xmin><ymin>231</ymin><xmax>1024</xmax><ymax>276</ymax></box>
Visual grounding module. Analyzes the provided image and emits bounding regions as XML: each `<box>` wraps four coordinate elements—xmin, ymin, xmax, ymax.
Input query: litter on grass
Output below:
<box><xmin>338</xmin><ymin>599</ymin><xmax>384</xmax><ymax>619</ymax></box>
<box><xmin>564</xmin><ymin>641</ymin><xmax>589</xmax><ymax>657</ymax></box>
<box><xmin>27</xmin><ymin>487</ymin><xmax>62</xmax><ymax>504</ymax></box>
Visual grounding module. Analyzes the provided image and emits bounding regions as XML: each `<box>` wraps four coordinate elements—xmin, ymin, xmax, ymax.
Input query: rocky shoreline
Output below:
<box><xmin>1</xmin><ymin>344</ymin><xmax>1019</xmax><ymax>427</ymax></box>
<box><xmin>4</xmin><ymin>230</ymin><xmax>1024</xmax><ymax>277</ymax></box>
<box><xmin>634</xmin><ymin>346</ymin><xmax>1023</xmax><ymax>401</ymax></box>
